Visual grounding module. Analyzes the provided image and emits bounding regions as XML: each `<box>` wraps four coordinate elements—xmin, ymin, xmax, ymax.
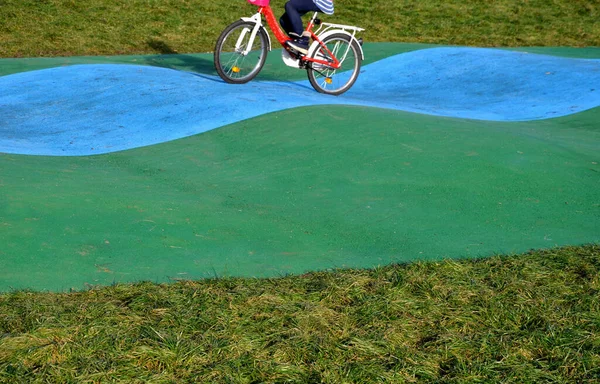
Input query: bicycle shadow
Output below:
<box><xmin>139</xmin><ymin>39</ymin><xmax>311</xmax><ymax>88</ymax></box>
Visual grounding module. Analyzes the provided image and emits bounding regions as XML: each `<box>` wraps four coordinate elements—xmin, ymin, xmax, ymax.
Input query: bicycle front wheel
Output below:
<box><xmin>214</xmin><ymin>20</ymin><xmax>269</xmax><ymax>84</ymax></box>
<box><xmin>307</xmin><ymin>33</ymin><xmax>362</xmax><ymax>96</ymax></box>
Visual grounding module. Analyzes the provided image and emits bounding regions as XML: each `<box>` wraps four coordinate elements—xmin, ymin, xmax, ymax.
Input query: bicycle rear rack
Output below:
<box><xmin>315</xmin><ymin>22</ymin><xmax>365</xmax><ymax>39</ymax></box>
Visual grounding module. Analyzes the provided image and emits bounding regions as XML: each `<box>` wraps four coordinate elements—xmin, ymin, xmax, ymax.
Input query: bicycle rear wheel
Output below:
<box><xmin>307</xmin><ymin>33</ymin><xmax>362</xmax><ymax>95</ymax></box>
<box><xmin>214</xmin><ymin>20</ymin><xmax>269</xmax><ymax>84</ymax></box>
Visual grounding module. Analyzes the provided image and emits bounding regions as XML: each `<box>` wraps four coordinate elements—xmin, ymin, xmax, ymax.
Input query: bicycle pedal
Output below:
<box><xmin>286</xmin><ymin>47</ymin><xmax>305</xmax><ymax>58</ymax></box>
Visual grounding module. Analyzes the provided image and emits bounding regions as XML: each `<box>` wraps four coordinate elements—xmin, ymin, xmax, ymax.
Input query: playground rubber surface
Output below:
<box><xmin>1</xmin><ymin>43</ymin><xmax>599</xmax><ymax>291</ymax></box>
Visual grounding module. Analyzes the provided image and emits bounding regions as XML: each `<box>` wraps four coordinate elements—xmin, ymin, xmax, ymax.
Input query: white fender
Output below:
<box><xmin>308</xmin><ymin>29</ymin><xmax>364</xmax><ymax>60</ymax></box>
<box><xmin>240</xmin><ymin>14</ymin><xmax>273</xmax><ymax>51</ymax></box>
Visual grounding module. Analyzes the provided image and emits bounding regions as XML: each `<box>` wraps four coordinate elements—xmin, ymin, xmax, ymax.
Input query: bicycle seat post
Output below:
<box><xmin>306</xmin><ymin>12</ymin><xmax>321</xmax><ymax>33</ymax></box>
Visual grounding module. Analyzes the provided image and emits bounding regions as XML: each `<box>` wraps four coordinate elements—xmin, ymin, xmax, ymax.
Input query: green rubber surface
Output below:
<box><xmin>1</xmin><ymin>44</ymin><xmax>599</xmax><ymax>291</ymax></box>
<box><xmin>3</xmin><ymin>43</ymin><xmax>599</xmax><ymax>78</ymax></box>
<box><xmin>0</xmin><ymin>42</ymin><xmax>416</xmax><ymax>78</ymax></box>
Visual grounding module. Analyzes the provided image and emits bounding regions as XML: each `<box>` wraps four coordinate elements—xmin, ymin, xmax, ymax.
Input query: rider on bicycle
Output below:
<box><xmin>280</xmin><ymin>0</ymin><xmax>334</xmax><ymax>54</ymax></box>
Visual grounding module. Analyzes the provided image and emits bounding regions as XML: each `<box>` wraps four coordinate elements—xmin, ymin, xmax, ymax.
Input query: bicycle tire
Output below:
<box><xmin>214</xmin><ymin>20</ymin><xmax>269</xmax><ymax>84</ymax></box>
<box><xmin>306</xmin><ymin>33</ymin><xmax>362</xmax><ymax>96</ymax></box>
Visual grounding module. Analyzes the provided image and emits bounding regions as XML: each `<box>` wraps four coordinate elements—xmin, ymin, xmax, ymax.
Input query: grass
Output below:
<box><xmin>0</xmin><ymin>0</ymin><xmax>599</xmax><ymax>58</ymax></box>
<box><xmin>1</xmin><ymin>0</ymin><xmax>599</xmax><ymax>382</ymax></box>
<box><xmin>1</xmin><ymin>245</ymin><xmax>599</xmax><ymax>382</ymax></box>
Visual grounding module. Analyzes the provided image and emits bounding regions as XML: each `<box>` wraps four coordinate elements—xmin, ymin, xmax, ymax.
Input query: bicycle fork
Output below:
<box><xmin>237</xmin><ymin>13</ymin><xmax>267</xmax><ymax>55</ymax></box>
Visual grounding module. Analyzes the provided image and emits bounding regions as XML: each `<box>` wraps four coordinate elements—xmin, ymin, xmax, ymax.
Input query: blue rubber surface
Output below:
<box><xmin>1</xmin><ymin>47</ymin><xmax>600</xmax><ymax>156</ymax></box>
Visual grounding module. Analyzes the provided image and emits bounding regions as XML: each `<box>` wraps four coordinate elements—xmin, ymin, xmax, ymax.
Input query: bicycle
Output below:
<box><xmin>214</xmin><ymin>0</ymin><xmax>364</xmax><ymax>96</ymax></box>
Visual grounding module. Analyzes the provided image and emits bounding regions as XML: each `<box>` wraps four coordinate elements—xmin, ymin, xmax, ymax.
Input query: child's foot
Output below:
<box><xmin>287</xmin><ymin>37</ymin><xmax>309</xmax><ymax>54</ymax></box>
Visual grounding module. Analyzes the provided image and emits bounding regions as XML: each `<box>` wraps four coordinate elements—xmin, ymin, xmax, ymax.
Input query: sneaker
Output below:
<box><xmin>287</xmin><ymin>37</ymin><xmax>309</xmax><ymax>55</ymax></box>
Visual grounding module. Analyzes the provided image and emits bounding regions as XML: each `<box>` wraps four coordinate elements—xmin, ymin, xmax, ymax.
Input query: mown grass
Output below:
<box><xmin>1</xmin><ymin>0</ymin><xmax>599</xmax><ymax>58</ymax></box>
<box><xmin>1</xmin><ymin>245</ymin><xmax>599</xmax><ymax>382</ymax></box>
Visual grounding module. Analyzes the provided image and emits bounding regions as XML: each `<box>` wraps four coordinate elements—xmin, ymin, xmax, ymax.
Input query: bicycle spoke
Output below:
<box><xmin>307</xmin><ymin>33</ymin><xmax>361</xmax><ymax>95</ymax></box>
<box><xmin>214</xmin><ymin>21</ymin><xmax>268</xmax><ymax>84</ymax></box>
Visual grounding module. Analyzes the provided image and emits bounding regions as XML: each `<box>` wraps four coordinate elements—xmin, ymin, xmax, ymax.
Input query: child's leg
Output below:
<box><xmin>280</xmin><ymin>0</ymin><xmax>320</xmax><ymax>36</ymax></box>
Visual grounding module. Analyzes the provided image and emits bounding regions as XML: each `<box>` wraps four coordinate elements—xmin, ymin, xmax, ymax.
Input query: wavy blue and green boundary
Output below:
<box><xmin>1</xmin><ymin>45</ymin><xmax>600</xmax><ymax>155</ymax></box>
<box><xmin>0</xmin><ymin>44</ymin><xmax>598</xmax><ymax>291</ymax></box>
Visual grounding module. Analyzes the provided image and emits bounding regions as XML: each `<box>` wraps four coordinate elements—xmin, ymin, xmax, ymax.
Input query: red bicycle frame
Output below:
<box><xmin>253</xmin><ymin>5</ymin><xmax>341</xmax><ymax>70</ymax></box>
